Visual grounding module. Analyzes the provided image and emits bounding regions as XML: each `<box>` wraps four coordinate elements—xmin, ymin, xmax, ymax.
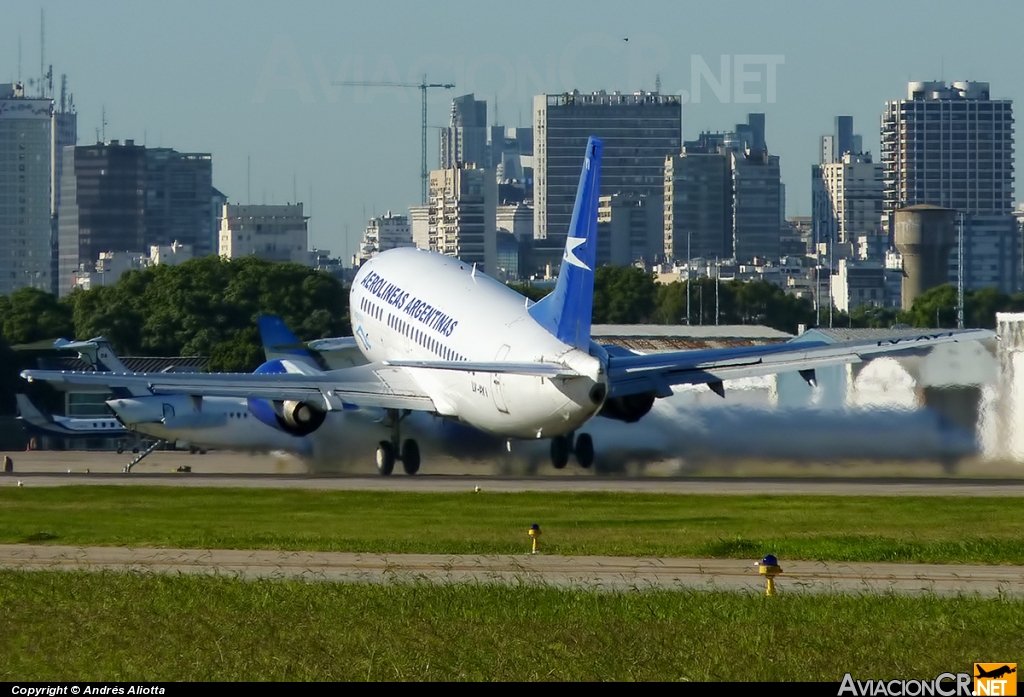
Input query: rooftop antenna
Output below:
<box><xmin>18</xmin><ymin>34</ymin><xmax>22</xmax><ymax>83</ymax></box>
<box><xmin>655</xmin><ymin>73</ymin><xmax>662</xmax><ymax>93</ymax></box>
<box><xmin>293</xmin><ymin>172</ymin><xmax>297</xmax><ymax>205</ymax></box>
<box><xmin>101</xmin><ymin>106</ymin><xmax>107</xmax><ymax>142</ymax></box>
<box><xmin>247</xmin><ymin>155</ymin><xmax>251</xmax><ymax>204</ymax></box>
<box><xmin>60</xmin><ymin>74</ymin><xmax>67</xmax><ymax>112</ymax></box>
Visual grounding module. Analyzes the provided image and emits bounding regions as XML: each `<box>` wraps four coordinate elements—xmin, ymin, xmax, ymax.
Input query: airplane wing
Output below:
<box><xmin>21</xmin><ymin>363</ymin><xmax>436</xmax><ymax>413</ymax></box>
<box><xmin>605</xmin><ymin>328</ymin><xmax>995</xmax><ymax>398</ymax></box>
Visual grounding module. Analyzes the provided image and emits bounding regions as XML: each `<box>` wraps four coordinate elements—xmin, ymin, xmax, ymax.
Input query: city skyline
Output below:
<box><xmin>4</xmin><ymin>0</ymin><xmax>1023</xmax><ymax>257</ymax></box>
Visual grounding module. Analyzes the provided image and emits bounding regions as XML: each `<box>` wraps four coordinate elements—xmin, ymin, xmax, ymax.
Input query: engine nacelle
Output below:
<box><xmin>247</xmin><ymin>358</ymin><xmax>328</xmax><ymax>437</ymax></box>
<box><xmin>598</xmin><ymin>392</ymin><xmax>656</xmax><ymax>423</ymax></box>
<box><xmin>279</xmin><ymin>400</ymin><xmax>326</xmax><ymax>436</ymax></box>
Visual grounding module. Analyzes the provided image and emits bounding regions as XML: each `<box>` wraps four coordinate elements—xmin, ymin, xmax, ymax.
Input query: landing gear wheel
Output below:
<box><xmin>575</xmin><ymin>433</ymin><xmax>594</xmax><ymax>469</ymax></box>
<box><xmin>402</xmin><ymin>439</ymin><xmax>420</xmax><ymax>475</ymax></box>
<box><xmin>376</xmin><ymin>441</ymin><xmax>395</xmax><ymax>476</ymax></box>
<box><xmin>550</xmin><ymin>436</ymin><xmax>570</xmax><ymax>469</ymax></box>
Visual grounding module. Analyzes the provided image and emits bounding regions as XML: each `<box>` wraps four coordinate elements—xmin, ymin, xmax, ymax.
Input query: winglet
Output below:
<box><xmin>528</xmin><ymin>136</ymin><xmax>602</xmax><ymax>350</ymax></box>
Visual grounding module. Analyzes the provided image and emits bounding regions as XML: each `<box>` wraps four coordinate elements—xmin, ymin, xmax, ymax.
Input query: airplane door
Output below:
<box><xmin>492</xmin><ymin>345</ymin><xmax>510</xmax><ymax>414</ymax></box>
<box><xmin>162</xmin><ymin>403</ymin><xmax>174</xmax><ymax>422</ymax></box>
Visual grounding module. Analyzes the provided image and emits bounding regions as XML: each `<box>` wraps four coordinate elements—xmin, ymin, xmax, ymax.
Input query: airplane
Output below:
<box><xmin>21</xmin><ymin>136</ymin><xmax>996</xmax><ymax>475</ymax></box>
<box><xmin>15</xmin><ymin>393</ymin><xmax>132</xmax><ymax>447</ymax></box>
<box><xmin>64</xmin><ymin>321</ymin><xmax>340</xmax><ymax>467</ymax></box>
<box><xmin>975</xmin><ymin>665</ymin><xmax>1016</xmax><ymax>680</ymax></box>
<box><xmin>52</xmin><ymin>319</ymin><xmax>494</xmax><ymax>472</ymax></box>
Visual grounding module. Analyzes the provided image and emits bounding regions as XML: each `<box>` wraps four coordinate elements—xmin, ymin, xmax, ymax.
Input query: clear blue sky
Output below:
<box><xmin>5</xmin><ymin>0</ymin><xmax>1023</xmax><ymax>258</ymax></box>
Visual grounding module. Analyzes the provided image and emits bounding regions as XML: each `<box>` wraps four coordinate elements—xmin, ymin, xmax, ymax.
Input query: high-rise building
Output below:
<box><xmin>52</xmin><ymin>82</ymin><xmax>78</xmax><ymax>294</ymax></box>
<box><xmin>731</xmin><ymin>149</ymin><xmax>782</xmax><ymax>264</ymax></box>
<box><xmin>663</xmin><ymin>115</ymin><xmax>781</xmax><ymax>265</ymax></box>
<box><xmin>597</xmin><ymin>194</ymin><xmax>658</xmax><ymax>267</ymax></box>
<box><xmin>664</xmin><ymin>143</ymin><xmax>732</xmax><ymax>263</ymax></box>
<box><xmin>811</xmin><ymin>152</ymin><xmax>884</xmax><ymax>250</ymax></box>
<box><xmin>427</xmin><ymin>165</ymin><xmax>497</xmax><ymax>274</ymax></box>
<box><xmin>0</xmin><ymin>83</ymin><xmax>58</xmax><ymax>295</ymax></box>
<box><xmin>409</xmin><ymin>204</ymin><xmax>431</xmax><ymax>250</ymax></box>
<box><xmin>496</xmin><ymin>202</ymin><xmax>533</xmax><ymax>244</ymax></box>
<box><xmin>439</xmin><ymin>94</ymin><xmax>488</xmax><ymax>169</ymax></box>
<box><xmin>145</xmin><ymin>148</ymin><xmax>214</xmax><ymax>257</ymax></box>
<box><xmin>218</xmin><ymin>203</ymin><xmax>310</xmax><ymax>265</ymax></box>
<box><xmin>533</xmin><ymin>90</ymin><xmax>681</xmax><ymax>267</ymax></box>
<box><xmin>881</xmin><ymin>80</ymin><xmax>1017</xmax><ymax>292</ymax></box>
<box><xmin>58</xmin><ymin>140</ymin><xmax>147</xmax><ymax>296</ymax></box>
<box><xmin>497</xmin><ymin>201</ymin><xmax>533</xmax><ymax>280</ymax></box>
<box><xmin>354</xmin><ymin>211</ymin><xmax>413</xmax><ymax>266</ymax></box>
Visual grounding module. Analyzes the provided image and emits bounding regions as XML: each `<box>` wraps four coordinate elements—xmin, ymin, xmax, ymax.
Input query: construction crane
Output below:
<box><xmin>335</xmin><ymin>77</ymin><xmax>455</xmax><ymax>204</ymax></box>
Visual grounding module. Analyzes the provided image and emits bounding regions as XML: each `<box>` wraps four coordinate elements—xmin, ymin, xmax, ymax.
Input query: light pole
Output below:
<box><xmin>685</xmin><ymin>228</ymin><xmax>691</xmax><ymax>325</ymax></box>
<box><xmin>957</xmin><ymin>212</ymin><xmax>964</xmax><ymax>329</ymax></box>
<box><xmin>715</xmin><ymin>257</ymin><xmax>720</xmax><ymax>326</ymax></box>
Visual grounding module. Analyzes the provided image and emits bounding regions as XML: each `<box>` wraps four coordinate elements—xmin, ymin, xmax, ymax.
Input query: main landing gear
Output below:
<box><xmin>550</xmin><ymin>431</ymin><xmax>594</xmax><ymax>470</ymax></box>
<box><xmin>375</xmin><ymin>409</ymin><xmax>420</xmax><ymax>476</ymax></box>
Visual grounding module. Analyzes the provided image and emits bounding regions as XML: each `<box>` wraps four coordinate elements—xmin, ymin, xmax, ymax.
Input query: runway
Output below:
<box><xmin>3</xmin><ymin>544</ymin><xmax>1023</xmax><ymax>596</ymax></box>
<box><xmin>8</xmin><ymin>471</ymin><xmax>1024</xmax><ymax>496</ymax></box>
<box><xmin>5</xmin><ymin>451</ymin><xmax>1024</xmax><ymax>495</ymax></box>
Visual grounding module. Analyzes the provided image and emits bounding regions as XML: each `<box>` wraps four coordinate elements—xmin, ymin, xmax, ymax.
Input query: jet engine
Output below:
<box><xmin>246</xmin><ymin>359</ymin><xmax>327</xmax><ymax>437</ymax></box>
<box><xmin>278</xmin><ymin>399</ymin><xmax>326</xmax><ymax>436</ymax></box>
<box><xmin>597</xmin><ymin>392</ymin><xmax>655</xmax><ymax>423</ymax></box>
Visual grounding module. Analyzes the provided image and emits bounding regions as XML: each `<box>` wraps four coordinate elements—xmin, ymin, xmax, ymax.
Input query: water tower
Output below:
<box><xmin>893</xmin><ymin>205</ymin><xmax>956</xmax><ymax>310</ymax></box>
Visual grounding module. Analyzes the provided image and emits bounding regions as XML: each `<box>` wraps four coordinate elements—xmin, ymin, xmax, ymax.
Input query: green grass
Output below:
<box><xmin>3</xmin><ymin>487</ymin><xmax>1024</xmax><ymax>564</ymax></box>
<box><xmin>0</xmin><ymin>570</ymin><xmax>1019</xmax><ymax>681</ymax></box>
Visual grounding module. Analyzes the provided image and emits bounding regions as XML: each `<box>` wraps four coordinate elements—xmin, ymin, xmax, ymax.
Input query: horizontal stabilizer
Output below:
<box><xmin>382</xmin><ymin>360</ymin><xmax>581</xmax><ymax>378</ymax></box>
<box><xmin>607</xmin><ymin>328</ymin><xmax>996</xmax><ymax>398</ymax></box>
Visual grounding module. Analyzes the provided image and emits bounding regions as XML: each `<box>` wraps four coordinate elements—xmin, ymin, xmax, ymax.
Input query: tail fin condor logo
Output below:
<box><xmin>563</xmin><ymin>236</ymin><xmax>590</xmax><ymax>271</ymax></box>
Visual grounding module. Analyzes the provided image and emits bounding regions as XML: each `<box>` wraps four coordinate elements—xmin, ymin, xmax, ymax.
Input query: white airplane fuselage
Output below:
<box><xmin>350</xmin><ymin>248</ymin><xmax>606</xmax><ymax>439</ymax></box>
<box><xmin>107</xmin><ymin>394</ymin><xmax>312</xmax><ymax>454</ymax></box>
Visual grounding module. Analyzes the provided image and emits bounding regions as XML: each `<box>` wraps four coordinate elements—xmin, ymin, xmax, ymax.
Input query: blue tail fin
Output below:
<box><xmin>257</xmin><ymin>315</ymin><xmax>318</xmax><ymax>366</ymax></box>
<box><xmin>528</xmin><ymin>135</ymin><xmax>602</xmax><ymax>350</ymax></box>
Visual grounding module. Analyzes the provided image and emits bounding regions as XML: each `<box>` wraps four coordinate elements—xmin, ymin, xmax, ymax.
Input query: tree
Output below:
<box><xmin>0</xmin><ymin>287</ymin><xmax>75</xmax><ymax>345</ymax></box>
<box><xmin>906</xmin><ymin>285</ymin><xmax>959</xmax><ymax>328</ymax></box>
<box><xmin>592</xmin><ymin>266</ymin><xmax>658</xmax><ymax>323</ymax></box>
<box><xmin>505</xmin><ymin>282</ymin><xmax>551</xmax><ymax>302</ymax></box>
<box><xmin>61</xmin><ymin>256</ymin><xmax>350</xmax><ymax>372</ymax></box>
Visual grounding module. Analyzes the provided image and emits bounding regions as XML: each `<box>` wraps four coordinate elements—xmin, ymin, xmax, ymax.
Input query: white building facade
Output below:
<box><xmin>428</xmin><ymin>165</ymin><xmax>497</xmax><ymax>274</ymax></box>
<box><xmin>218</xmin><ymin>203</ymin><xmax>310</xmax><ymax>265</ymax></box>
<box><xmin>355</xmin><ymin>211</ymin><xmax>413</xmax><ymax>266</ymax></box>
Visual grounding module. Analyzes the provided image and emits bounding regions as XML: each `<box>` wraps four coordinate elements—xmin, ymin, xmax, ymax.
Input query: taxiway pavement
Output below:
<box><xmin>2</xmin><ymin>544</ymin><xmax>1023</xmax><ymax>596</ymax></box>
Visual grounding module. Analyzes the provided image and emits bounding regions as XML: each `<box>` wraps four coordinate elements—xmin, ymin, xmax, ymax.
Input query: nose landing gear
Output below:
<box><xmin>375</xmin><ymin>409</ymin><xmax>421</xmax><ymax>476</ymax></box>
<box><xmin>550</xmin><ymin>431</ymin><xmax>594</xmax><ymax>470</ymax></box>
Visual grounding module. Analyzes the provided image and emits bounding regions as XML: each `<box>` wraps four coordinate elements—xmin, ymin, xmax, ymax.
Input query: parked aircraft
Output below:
<box><xmin>22</xmin><ymin>137</ymin><xmax>995</xmax><ymax>474</ymax></box>
<box><xmin>15</xmin><ymin>393</ymin><xmax>130</xmax><ymax>445</ymax></box>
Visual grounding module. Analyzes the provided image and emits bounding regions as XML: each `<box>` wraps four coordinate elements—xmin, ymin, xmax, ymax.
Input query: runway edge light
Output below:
<box><xmin>528</xmin><ymin>524</ymin><xmax>541</xmax><ymax>554</ymax></box>
<box><xmin>758</xmin><ymin>554</ymin><xmax>782</xmax><ymax>596</ymax></box>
